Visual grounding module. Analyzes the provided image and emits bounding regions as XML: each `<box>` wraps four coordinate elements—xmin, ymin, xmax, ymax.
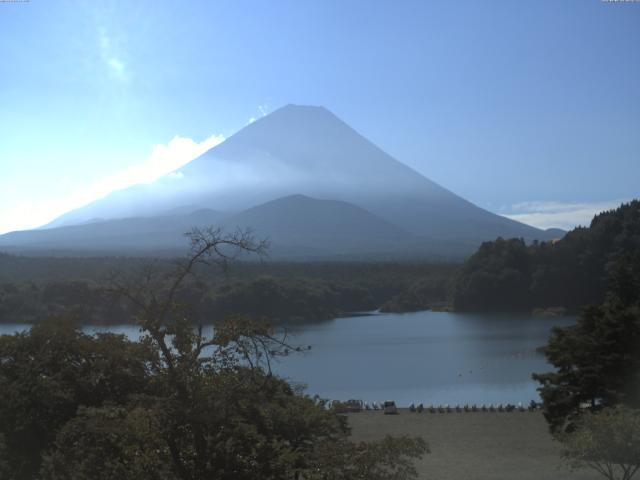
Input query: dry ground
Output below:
<box><xmin>348</xmin><ymin>410</ymin><xmax>601</xmax><ymax>480</ymax></box>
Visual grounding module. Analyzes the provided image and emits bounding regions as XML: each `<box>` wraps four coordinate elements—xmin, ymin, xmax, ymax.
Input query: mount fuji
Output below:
<box><xmin>0</xmin><ymin>105</ymin><xmax>560</xmax><ymax>258</ymax></box>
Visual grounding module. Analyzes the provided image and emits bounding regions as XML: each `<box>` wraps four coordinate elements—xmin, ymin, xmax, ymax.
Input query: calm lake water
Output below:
<box><xmin>0</xmin><ymin>311</ymin><xmax>574</xmax><ymax>407</ymax></box>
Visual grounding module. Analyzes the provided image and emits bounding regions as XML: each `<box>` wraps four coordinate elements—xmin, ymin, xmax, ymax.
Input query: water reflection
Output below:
<box><xmin>275</xmin><ymin>311</ymin><xmax>574</xmax><ymax>406</ymax></box>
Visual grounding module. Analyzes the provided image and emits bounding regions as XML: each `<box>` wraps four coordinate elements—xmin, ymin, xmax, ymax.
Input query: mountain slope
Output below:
<box><xmin>0</xmin><ymin>209</ymin><xmax>223</xmax><ymax>253</ymax></box>
<box><xmin>220</xmin><ymin>194</ymin><xmax>413</xmax><ymax>256</ymax></box>
<box><xmin>0</xmin><ymin>196</ymin><xmax>423</xmax><ymax>257</ymax></box>
<box><xmin>11</xmin><ymin>104</ymin><xmax>556</xmax><ymax>257</ymax></box>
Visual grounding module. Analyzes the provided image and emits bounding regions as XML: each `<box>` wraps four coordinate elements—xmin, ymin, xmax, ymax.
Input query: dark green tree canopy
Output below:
<box><xmin>533</xmin><ymin>241</ymin><xmax>640</xmax><ymax>433</ymax></box>
<box><xmin>453</xmin><ymin>200</ymin><xmax>640</xmax><ymax>312</ymax></box>
<box><xmin>0</xmin><ymin>318</ymin><xmax>154</xmax><ymax>479</ymax></box>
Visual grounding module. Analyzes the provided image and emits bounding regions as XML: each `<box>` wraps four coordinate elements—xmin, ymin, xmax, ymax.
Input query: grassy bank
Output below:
<box><xmin>348</xmin><ymin>410</ymin><xmax>600</xmax><ymax>480</ymax></box>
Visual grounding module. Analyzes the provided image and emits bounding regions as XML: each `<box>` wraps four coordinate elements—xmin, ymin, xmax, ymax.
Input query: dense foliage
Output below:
<box><xmin>207</xmin><ymin>276</ymin><xmax>374</xmax><ymax>323</ymax></box>
<box><xmin>380</xmin><ymin>276</ymin><xmax>451</xmax><ymax>313</ymax></box>
<box><xmin>0</xmin><ymin>257</ymin><xmax>457</xmax><ymax>325</ymax></box>
<box><xmin>560</xmin><ymin>406</ymin><xmax>640</xmax><ymax>480</ymax></box>
<box><xmin>533</xmin><ymin>251</ymin><xmax>640</xmax><ymax>432</ymax></box>
<box><xmin>0</xmin><ymin>319</ymin><xmax>154</xmax><ymax>479</ymax></box>
<box><xmin>453</xmin><ymin>200</ymin><xmax>640</xmax><ymax>312</ymax></box>
<box><xmin>0</xmin><ymin>319</ymin><xmax>427</xmax><ymax>480</ymax></box>
<box><xmin>0</xmin><ymin>228</ymin><xmax>428</xmax><ymax>480</ymax></box>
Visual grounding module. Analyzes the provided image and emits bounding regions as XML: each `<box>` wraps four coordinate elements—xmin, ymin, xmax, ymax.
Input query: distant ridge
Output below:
<box><xmin>0</xmin><ymin>196</ymin><xmax>420</xmax><ymax>258</ymax></box>
<box><xmin>220</xmin><ymin>194</ymin><xmax>413</xmax><ymax>255</ymax></box>
<box><xmin>1</xmin><ymin>209</ymin><xmax>222</xmax><ymax>252</ymax></box>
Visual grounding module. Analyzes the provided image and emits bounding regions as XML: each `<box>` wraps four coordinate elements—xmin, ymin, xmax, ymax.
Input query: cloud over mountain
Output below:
<box><xmin>502</xmin><ymin>200</ymin><xmax>628</xmax><ymax>230</ymax></box>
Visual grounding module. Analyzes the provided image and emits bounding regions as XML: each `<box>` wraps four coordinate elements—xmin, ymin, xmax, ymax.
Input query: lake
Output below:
<box><xmin>0</xmin><ymin>311</ymin><xmax>573</xmax><ymax>407</ymax></box>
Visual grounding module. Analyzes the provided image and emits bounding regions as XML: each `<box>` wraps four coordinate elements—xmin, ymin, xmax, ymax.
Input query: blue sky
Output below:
<box><xmin>0</xmin><ymin>0</ymin><xmax>638</xmax><ymax>234</ymax></box>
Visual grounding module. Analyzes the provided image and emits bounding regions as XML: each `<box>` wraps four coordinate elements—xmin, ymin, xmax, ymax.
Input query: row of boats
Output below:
<box><xmin>407</xmin><ymin>401</ymin><xmax>539</xmax><ymax>413</ymax></box>
<box><xmin>331</xmin><ymin>400</ymin><xmax>540</xmax><ymax>413</ymax></box>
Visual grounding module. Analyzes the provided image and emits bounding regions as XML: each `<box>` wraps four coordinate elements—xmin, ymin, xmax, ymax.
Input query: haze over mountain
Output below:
<box><xmin>0</xmin><ymin>105</ymin><xmax>560</xmax><ymax>258</ymax></box>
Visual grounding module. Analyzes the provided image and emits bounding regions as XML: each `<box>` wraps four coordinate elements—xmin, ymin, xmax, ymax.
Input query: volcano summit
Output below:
<box><xmin>0</xmin><ymin>105</ymin><xmax>559</xmax><ymax>258</ymax></box>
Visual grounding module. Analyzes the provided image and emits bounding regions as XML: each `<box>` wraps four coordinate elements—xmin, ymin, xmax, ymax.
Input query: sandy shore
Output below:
<box><xmin>348</xmin><ymin>410</ymin><xmax>600</xmax><ymax>480</ymax></box>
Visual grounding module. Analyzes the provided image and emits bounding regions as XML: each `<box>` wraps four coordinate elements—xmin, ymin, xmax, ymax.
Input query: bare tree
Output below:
<box><xmin>107</xmin><ymin>227</ymin><xmax>305</xmax><ymax>479</ymax></box>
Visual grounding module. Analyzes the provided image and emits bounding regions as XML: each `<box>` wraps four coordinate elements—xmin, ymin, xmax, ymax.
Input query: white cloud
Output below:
<box><xmin>99</xmin><ymin>28</ymin><xmax>127</xmax><ymax>81</ymax></box>
<box><xmin>107</xmin><ymin>58</ymin><xmax>125</xmax><ymax>75</ymax></box>
<box><xmin>248</xmin><ymin>104</ymin><xmax>269</xmax><ymax>125</ymax></box>
<box><xmin>0</xmin><ymin>133</ymin><xmax>224</xmax><ymax>234</ymax></box>
<box><xmin>501</xmin><ymin>200</ymin><xmax>627</xmax><ymax>230</ymax></box>
<box><xmin>112</xmin><ymin>134</ymin><xmax>225</xmax><ymax>186</ymax></box>
<box><xmin>63</xmin><ymin>133</ymin><xmax>225</xmax><ymax>205</ymax></box>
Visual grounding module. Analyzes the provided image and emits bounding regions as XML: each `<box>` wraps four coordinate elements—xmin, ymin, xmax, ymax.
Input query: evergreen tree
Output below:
<box><xmin>533</xmin><ymin>253</ymin><xmax>640</xmax><ymax>432</ymax></box>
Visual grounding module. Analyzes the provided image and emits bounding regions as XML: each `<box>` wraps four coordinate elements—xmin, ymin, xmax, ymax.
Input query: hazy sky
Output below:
<box><xmin>1</xmin><ymin>0</ymin><xmax>639</xmax><ymax>234</ymax></box>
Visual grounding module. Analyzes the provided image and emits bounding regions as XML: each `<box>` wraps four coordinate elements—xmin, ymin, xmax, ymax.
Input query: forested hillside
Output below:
<box><xmin>453</xmin><ymin>200</ymin><xmax>640</xmax><ymax>312</ymax></box>
<box><xmin>0</xmin><ymin>257</ymin><xmax>456</xmax><ymax>325</ymax></box>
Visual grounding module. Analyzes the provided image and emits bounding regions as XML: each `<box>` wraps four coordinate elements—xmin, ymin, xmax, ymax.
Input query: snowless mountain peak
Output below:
<box><xmin>10</xmin><ymin>104</ymin><xmax>558</xmax><ymax>257</ymax></box>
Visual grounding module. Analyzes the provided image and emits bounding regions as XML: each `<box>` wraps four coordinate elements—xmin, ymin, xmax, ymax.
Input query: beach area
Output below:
<box><xmin>348</xmin><ymin>410</ymin><xmax>601</xmax><ymax>480</ymax></box>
